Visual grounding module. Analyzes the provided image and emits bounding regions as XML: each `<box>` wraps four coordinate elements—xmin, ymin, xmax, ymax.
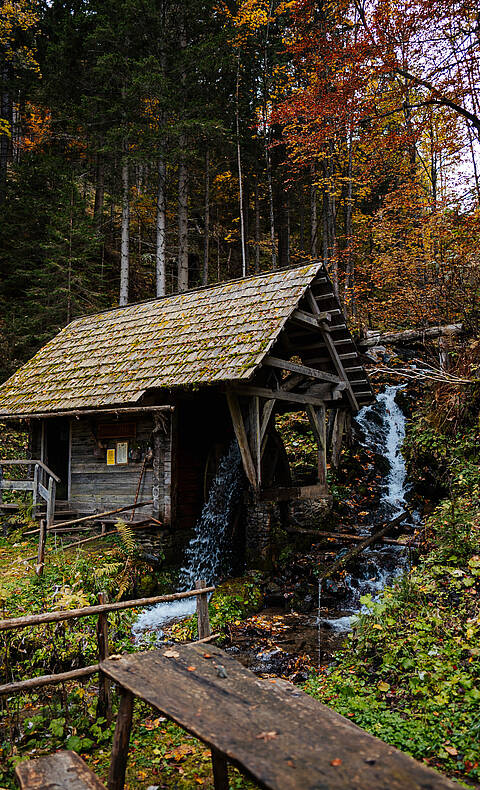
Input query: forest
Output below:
<box><xmin>0</xmin><ymin>0</ymin><xmax>480</xmax><ymax>789</ymax></box>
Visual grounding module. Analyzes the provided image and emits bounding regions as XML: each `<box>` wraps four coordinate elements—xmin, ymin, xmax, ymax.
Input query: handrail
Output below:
<box><xmin>0</xmin><ymin>586</ymin><xmax>215</xmax><ymax>631</ymax></box>
<box><xmin>0</xmin><ymin>459</ymin><xmax>61</xmax><ymax>483</ymax></box>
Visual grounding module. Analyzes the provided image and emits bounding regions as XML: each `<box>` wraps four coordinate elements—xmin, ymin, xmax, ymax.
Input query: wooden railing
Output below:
<box><xmin>0</xmin><ymin>581</ymin><xmax>215</xmax><ymax>721</ymax></box>
<box><xmin>0</xmin><ymin>459</ymin><xmax>59</xmax><ymax>525</ymax></box>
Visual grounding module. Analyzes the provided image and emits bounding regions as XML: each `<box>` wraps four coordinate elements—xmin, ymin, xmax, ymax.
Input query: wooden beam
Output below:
<box><xmin>306</xmin><ymin>289</ymin><xmax>359</xmax><ymax>411</ymax></box>
<box><xmin>291</xmin><ymin>308</ymin><xmax>331</xmax><ymax>330</ymax></box>
<box><xmin>226</xmin><ymin>391</ymin><xmax>258</xmax><ymax>489</ymax></box>
<box><xmin>0</xmin><ymin>405</ymin><xmax>174</xmax><ymax>422</ymax></box>
<box><xmin>264</xmin><ymin>355</ymin><xmax>341</xmax><ymax>385</ymax></box>
<box><xmin>259</xmin><ymin>484</ymin><xmax>330</xmax><ymax>502</ymax></box>
<box><xmin>230</xmin><ymin>385</ymin><xmax>330</xmax><ymax>408</ymax></box>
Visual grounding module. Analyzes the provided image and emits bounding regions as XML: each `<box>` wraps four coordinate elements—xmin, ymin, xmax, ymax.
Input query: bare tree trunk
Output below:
<box><xmin>119</xmin><ymin>158</ymin><xmax>130</xmax><ymax>306</ymax></box>
<box><xmin>0</xmin><ymin>63</ymin><xmax>12</xmax><ymax>204</ymax></box>
<box><xmin>178</xmin><ymin>155</ymin><xmax>189</xmax><ymax>291</ymax></box>
<box><xmin>203</xmin><ymin>148</ymin><xmax>210</xmax><ymax>285</ymax></box>
<box><xmin>155</xmin><ymin>156</ymin><xmax>167</xmax><ymax>296</ymax></box>
<box><xmin>177</xmin><ymin>18</ymin><xmax>189</xmax><ymax>292</ymax></box>
<box><xmin>344</xmin><ymin>129</ymin><xmax>354</xmax><ymax>314</ymax></box>
<box><xmin>235</xmin><ymin>55</ymin><xmax>246</xmax><ymax>277</ymax></box>
<box><xmin>310</xmin><ymin>164</ymin><xmax>317</xmax><ymax>257</ymax></box>
<box><xmin>254</xmin><ymin>174</ymin><xmax>260</xmax><ymax>272</ymax></box>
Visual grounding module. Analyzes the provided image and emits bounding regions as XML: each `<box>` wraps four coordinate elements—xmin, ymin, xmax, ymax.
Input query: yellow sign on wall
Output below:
<box><xmin>106</xmin><ymin>448</ymin><xmax>116</xmax><ymax>466</ymax></box>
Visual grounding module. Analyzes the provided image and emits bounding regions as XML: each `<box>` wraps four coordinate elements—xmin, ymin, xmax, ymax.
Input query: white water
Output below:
<box><xmin>321</xmin><ymin>384</ymin><xmax>413</xmax><ymax>633</ymax></box>
<box><xmin>133</xmin><ymin>441</ymin><xmax>243</xmax><ymax>643</ymax></box>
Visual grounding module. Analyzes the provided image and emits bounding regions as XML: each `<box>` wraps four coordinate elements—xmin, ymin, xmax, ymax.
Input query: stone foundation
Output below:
<box><xmin>245</xmin><ymin>493</ymin><xmax>332</xmax><ymax>567</ymax></box>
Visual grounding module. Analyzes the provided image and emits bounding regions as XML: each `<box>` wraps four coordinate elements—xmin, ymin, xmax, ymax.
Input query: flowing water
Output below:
<box><xmin>320</xmin><ymin>384</ymin><xmax>415</xmax><ymax>636</ymax></box>
<box><xmin>132</xmin><ymin>441</ymin><xmax>243</xmax><ymax>642</ymax></box>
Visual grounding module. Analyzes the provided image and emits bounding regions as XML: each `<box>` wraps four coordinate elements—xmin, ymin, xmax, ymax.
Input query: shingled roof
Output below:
<box><xmin>0</xmin><ymin>263</ymin><xmax>372</xmax><ymax>417</ymax></box>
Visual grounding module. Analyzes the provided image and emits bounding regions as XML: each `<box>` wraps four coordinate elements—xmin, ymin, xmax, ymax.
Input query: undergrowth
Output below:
<box><xmin>306</xmin><ymin>354</ymin><xmax>480</xmax><ymax>787</ymax></box>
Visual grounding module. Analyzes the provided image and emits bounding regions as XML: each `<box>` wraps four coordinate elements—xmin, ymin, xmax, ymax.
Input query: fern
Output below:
<box><xmin>115</xmin><ymin>519</ymin><xmax>137</xmax><ymax>556</ymax></box>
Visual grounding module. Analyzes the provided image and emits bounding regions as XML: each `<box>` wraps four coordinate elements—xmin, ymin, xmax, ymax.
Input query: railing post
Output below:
<box><xmin>36</xmin><ymin>519</ymin><xmax>47</xmax><ymax>577</ymax></box>
<box><xmin>46</xmin><ymin>477</ymin><xmax>56</xmax><ymax>528</ymax></box>
<box><xmin>96</xmin><ymin>591</ymin><xmax>112</xmax><ymax>723</ymax></box>
<box><xmin>32</xmin><ymin>464</ymin><xmax>39</xmax><ymax>519</ymax></box>
<box><xmin>195</xmin><ymin>579</ymin><xmax>211</xmax><ymax>640</ymax></box>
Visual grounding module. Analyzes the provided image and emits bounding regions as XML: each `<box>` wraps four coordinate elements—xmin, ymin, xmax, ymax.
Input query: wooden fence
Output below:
<box><xmin>0</xmin><ymin>581</ymin><xmax>215</xmax><ymax>721</ymax></box>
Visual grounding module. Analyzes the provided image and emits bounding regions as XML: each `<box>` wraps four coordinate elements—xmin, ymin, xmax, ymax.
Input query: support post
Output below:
<box><xmin>96</xmin><ymin>591</ymin><xmax>112</xmax><ymax>723</ymax></box>
<box><xmin>331</xmin><ymin>408</ymin><xmax>347</xmax><ymax>469</ymax></box>
<box><xmin>307</xmin><ymin>404</ymin><xmax>327</xmax><ymax>489</ymax></box>
<box><xmin>36</xmin><ymin>519</ymin><xmax>47</xmax><ymax>577</ymax></box>
<box><xmin>226</xmin><ymin>391</ymin><xmax>258</xmax><ymax>489</ymax></box>
<box><xmin>248</xmin><ymin>396</ymin><xmax>261</xmax><ymax>487</ymax></box>
<box><xmin>195</xmin><ymin>579</ymin><xmax>211</xmax><ymax>639</ymax></box>
<box><xmin>152</xmin><ymin>414</ymin><xmax>163</xmax><ymax>520</ymax></box>
<box><xmin>211</xmin><ymin>747</ymin><xmax>229</xmax><ymax>790</ymax></box>
<box><xmin>108</xmin><ymin>688</ymin><xmax>134</xmax><ymax>790</ymax></box>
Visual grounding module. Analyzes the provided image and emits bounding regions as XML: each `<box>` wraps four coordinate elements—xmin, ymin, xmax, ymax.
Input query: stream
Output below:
<box><xmin>133</xmin><ymin>384</ymin><xmax>417</xmax><ymax>676</ymax></box>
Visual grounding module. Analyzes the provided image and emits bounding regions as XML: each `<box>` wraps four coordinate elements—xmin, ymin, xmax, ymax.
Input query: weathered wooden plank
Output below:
<box><xmin>15</xmin><ymin>750</ymin><xmax>106</xmax><ymax>790</ymax></box>
<box><xmin>0</xmin><ymin>479</ymin><xmax>34</xmax><ymax>491</ymax></box>
<box><xmin>101</xmin><ymin>646</ymin><xmax>459</xmax><ymax>790</ymax></box>
<box><xmin>225</xmin><ymin>391</ymin><xmax>258</xmax><ymax>489</ymax></box>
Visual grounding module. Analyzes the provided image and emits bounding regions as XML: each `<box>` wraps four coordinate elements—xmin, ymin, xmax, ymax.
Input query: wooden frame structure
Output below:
<box><xmin>0</xmin><ymin>264</ymin><xmax>373</xmax><ymax>528</ymax></box>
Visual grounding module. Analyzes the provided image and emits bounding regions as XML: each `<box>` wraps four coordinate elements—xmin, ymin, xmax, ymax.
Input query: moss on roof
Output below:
<box><xmin>0</xmin><ymin>264</ymin><xmax>324</xmax><ymax>416</ymax></box>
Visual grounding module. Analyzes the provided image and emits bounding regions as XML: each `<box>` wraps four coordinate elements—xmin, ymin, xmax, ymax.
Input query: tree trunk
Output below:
<box><xmin>119</xmin><ymin>158</ymin><xmax>130</xmax><ymax>306</ymax></box>
<box><xmin>177</xmin><ymin>19</ymin><xmax>188</xmax><ymax>292</ymax></box>
<box><xmin>0</xmin><ymin>64</ymin><xmax>12</xmax><ymax>204</ymax></box>
<box><xmin>203</xmin><ymin>148</ymin><xmax>210</xmax><ymax>285</ymax></box>
<box><xmin>155</xmin><ymin>156</ymin><xmax>167</xmax><ymax>297</ymax></box>
<box><xmin>235</xmin><ymin>55</ymin><xmax>246</xmax><ymax>277</ymax></box>
<box><xmin>178</xmin><ymin>154</ymin><xmax>189</xmax><ymax>291</ymax></box>
<box><xmin>310</xmin><ymin>164</ymin><xmax>317</xmax><ymax>257</ymax></box>
<box><xmin>254</xmin><ymin>174</ymin><xmax>260</xmax><ymax>272</ymax></box>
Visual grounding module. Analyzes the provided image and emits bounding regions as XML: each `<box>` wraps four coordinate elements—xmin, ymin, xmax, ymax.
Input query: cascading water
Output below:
<box><xmin>320</xmin><ymin>384</ymin><xmax>415</xmax><ymax>635</ymax></box>
<box><xmin>132</xmin><ymin>441</ymin><xmax>243</xmax><ymax>642</ymax></box>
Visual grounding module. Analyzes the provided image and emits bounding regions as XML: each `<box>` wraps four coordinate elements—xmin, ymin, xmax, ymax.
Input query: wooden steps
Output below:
<box><xmin>15</xmin><ymin>750</ymin><xmax>106</xmax><ymax>790</ymax></box>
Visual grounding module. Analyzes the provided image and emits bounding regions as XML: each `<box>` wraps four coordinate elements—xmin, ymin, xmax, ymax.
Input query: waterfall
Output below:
<box><xmin>320</xmin><ymin>384</ymin><xmax>414</xmax><ymax>633</ymax></box>
<box><xmin>133</xmin><ymin>441</ymin><xmax>243</xmax><ymax>641</ymax></box>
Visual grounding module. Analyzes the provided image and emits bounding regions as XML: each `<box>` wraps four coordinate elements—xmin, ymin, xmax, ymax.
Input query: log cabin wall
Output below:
<box><xmin>68</xmin><ymin>415</ymin><xmax>171</xmax><ymax>519</ymax></box>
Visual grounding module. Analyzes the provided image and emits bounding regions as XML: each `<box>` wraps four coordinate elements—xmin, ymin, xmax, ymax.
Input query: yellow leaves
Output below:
<box><xmin>1</xmin><ymin>0</ymin><xmax>39</xmax><ymax>74</ymax></box>
<box><xmin>377</xmin><ymin>681</ymin><xmax>390</xmax><ymax>692</ymax></box>
<box><xmin>0</xmin><ymin>119</ymin><xmax>11</xmax><ymax>138</ymax></box>
<box><xmin>372</xmin><ymin>623</ymin><xmax>383</xmax><ymax>630</ymax></box>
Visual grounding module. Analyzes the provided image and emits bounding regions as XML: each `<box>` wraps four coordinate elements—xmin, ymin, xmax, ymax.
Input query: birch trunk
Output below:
<box><xmin>254</xmin><ymin>174</ymin><xmax>260</xmax><ymax>272</ymax></box>
<box><xmin>119</xmin><ymin>159</ymin><xmax>130</xmax><ymax>306</ymax></box>
<box><xmin>203</xmin><ymin>148</ymin><xmax>210</xmax><ymax>285</ymax></box>
<box><xmin>155</xmin><ymin>156</ymin><xmax>167</xmax><ymax>297</ymax></box>
<box><xmin>177</xmin><ymin>154</ymin><xmax>189</xmax><ymax>291</ymax></box>
<box><xmin>310</xmin><ymin>164</ymin><xmax>317</xmax><ymax>257</ymax></box>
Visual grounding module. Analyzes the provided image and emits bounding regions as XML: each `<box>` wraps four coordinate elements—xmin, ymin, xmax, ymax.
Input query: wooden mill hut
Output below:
<box><xmin>0</xmin><ymin>263</ymin><xmax>373</xmax><ymax>534</ymax></box>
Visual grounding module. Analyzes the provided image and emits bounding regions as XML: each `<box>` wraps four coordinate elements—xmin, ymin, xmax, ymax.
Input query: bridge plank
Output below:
<box><xmin>15</xmin><ymin>750</ymin><xmax>106</xmax><ymax>790</ymax></box>
<box><xmin>101</xmin><ymin>646</ymin><xmax>459</xmax><ymax>790</ymax></box>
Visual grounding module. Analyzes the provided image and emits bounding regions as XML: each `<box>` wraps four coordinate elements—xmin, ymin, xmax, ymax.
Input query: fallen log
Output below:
<box><xmin>319</xmin><ymin>514</ymin><xmax>405</xmax><ymax>581</ymax></box>
<box><xmin>286</xmin><ymin>526</ymin><xmax>414</xmax><ymax>546</ymax></box>
<box><xmin>358</xmin><ymin>323</ymin><xmax>463</xmax><ymax>349</ymax></box>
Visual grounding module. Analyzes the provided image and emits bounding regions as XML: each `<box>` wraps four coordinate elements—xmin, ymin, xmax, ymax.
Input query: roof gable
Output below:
<box><xmin>0</xmin><ymin>264</ymin><xmax>332</xmax><ymax>416</ymax></box>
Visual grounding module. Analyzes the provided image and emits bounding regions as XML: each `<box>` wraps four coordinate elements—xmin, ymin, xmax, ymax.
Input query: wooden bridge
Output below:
<box><xmin>16</xmin><ymin>642</ymin><xmax>461</xmax><ymax>790</ymax></box>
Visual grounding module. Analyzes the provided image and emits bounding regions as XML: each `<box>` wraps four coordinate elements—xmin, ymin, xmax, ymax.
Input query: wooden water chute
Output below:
<box><xmin>0</xmin><ymin>263</ymin><xmax>373</xmax><ymax>544</ymax></box>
